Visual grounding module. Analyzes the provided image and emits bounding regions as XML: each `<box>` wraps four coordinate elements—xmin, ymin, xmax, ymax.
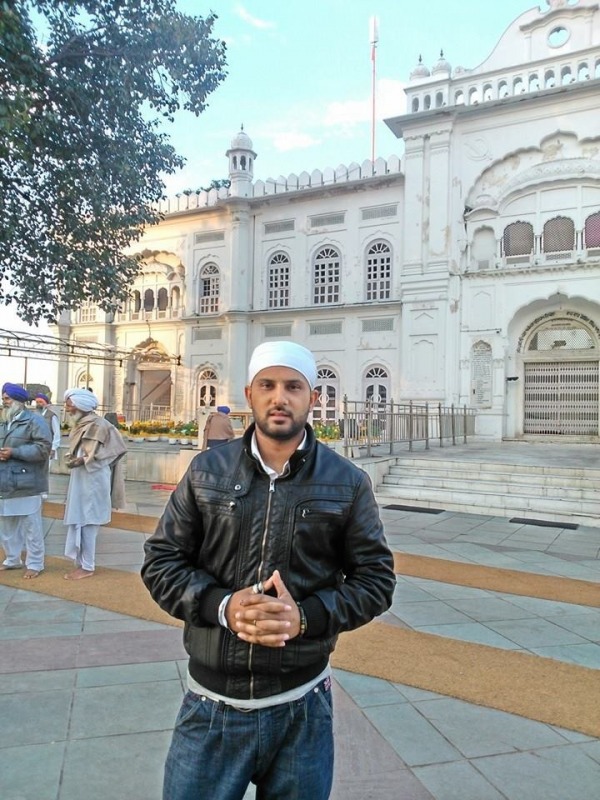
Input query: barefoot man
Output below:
<box><xmin>63</xmin><ymin>388</ymin><xmax>126</xmax><ymax>580</ymax></box>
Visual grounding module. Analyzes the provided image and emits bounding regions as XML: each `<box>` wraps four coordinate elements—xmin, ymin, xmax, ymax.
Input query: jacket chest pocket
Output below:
<box><xmin>192</xmin><ymin>487</ymin><xmax>244</xmax><ymax>532</ymax></box>
<box><xmin>292</xmin><ymin>500</ymin><xmax>347</xmax><ymax>554</ymax></box>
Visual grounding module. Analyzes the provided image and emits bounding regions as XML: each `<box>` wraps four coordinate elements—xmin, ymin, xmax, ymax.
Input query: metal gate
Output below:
<box><xmin>524</xmin><ymin>361</ymin><xmax>599</xmax><ymax>435</ymax></box>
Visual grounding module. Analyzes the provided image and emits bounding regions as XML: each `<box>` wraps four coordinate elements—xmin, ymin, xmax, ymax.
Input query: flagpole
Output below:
<box><xmin>370</xmin><ymin>16</ymin><xmax>378</xmax><ymax>163</ymax></box>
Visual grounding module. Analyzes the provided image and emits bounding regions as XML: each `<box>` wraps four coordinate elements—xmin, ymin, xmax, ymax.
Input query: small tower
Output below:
<box><xmin>226</xmin><ymin>126</ymin><xmax>257</xmax><ymax>198</ymax></box>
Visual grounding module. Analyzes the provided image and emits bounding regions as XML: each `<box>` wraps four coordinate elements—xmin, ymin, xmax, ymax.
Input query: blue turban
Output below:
<box><xmin>217</xmin><ymin>405</ymin><xmax>231</xmax><ymax>414</ymax></box>
<box><xmin>2</xmin><ymin>383</ymin><xmax>29</xmax><ymax>402</ymax></box>
<box><xmin>36</xmin><ymin>393</ymin><xmax>51</xmax><ymax>405</ymax></box>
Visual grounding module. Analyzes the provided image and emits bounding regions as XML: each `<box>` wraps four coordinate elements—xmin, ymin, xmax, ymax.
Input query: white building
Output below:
<box><xmin>58</xmin><ymin>0</ymin><xmax>600</xmax><ymax>441</ymax></box>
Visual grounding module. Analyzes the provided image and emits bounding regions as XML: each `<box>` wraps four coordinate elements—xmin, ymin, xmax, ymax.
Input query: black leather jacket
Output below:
<box><xmin>142</xmin><ymin>424</ymin><xmax>395</xmax><ymax>700</ymax></box>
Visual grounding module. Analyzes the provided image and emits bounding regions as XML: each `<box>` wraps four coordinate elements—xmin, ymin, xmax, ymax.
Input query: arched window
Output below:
<box><xmin>197</xmin><ymin>368</ymin><xmax>217</xmax><ymax>409</ymax></box>
<box><xmin>366</xmin><ymin>241</ymin><xmax>392</xmax><ymax>301</ymax></box>
<box><xmin>199</xmin><ymin>264</ymin><xmax>220</xmax><ymax>314</ymax></box>
<box><xmin>561</xmin><ymin>66</ymin><xmax>573</xmax><ymax>85</ymax></box>
<box><xmin>412</xmin><ymin>97</ymin><xmax>419</xmax><ymax>112</ymax></box>
<box><xmin>132</xmin><ymin>290</ymin><xmax>141</xmax><ymax>313</ymax></box>
<box><xmin>503</xmin><ymin>222</ymin><xmax>534</xmax><ymax>256</ymax></box>
<box><xmin>544</xmin><ymin>70</ymin><xmax>556</xmax><ymax>89</ymax></box>
<box><xmin>143</xmin><ymin>288</ymin><xmax>154</xmax><ymax>313</ymax></box>
<box><xmin>313</xmin><ymin>247</ymin><xmax>340</xmax><ymax>305</ymax></box>
<box><xmin>77</xmin><ymin>370</ymin><xmax>93</xmax><ymax>390</ymax></box>
<box><xmin>498</xmin><ymin>81</ymin><xmax>509</xmax><ymax>98</ymax></box>
<box><xmin>364</xmin><ymin>366</ymin><xmax>389</xmax><ymax>407</ymax></box>
<box><xmin>468</xmin><ymin>87</ymin><xmax>480</xmax><ymax>104</ymax></box>
<box><xmin>171</xmin><ymin>286</ymin><xmax>181</xmax><ymax>315</ymax></box>
<box><xmin>482</xmin><ymin>84</ymin><xmax>493</xmax><ymax>102</ymax></box>
<box><xmin>527</xmin><ymin>319</ymin><xmax>596</xmax><ymax>352</ymax></box>
<box><xmin>471</xmin><ymin>227</ymin><xmax>497</xmax><ymax>269</ymax></box>
<box><xmin>543</xmin><ymin>217</ymin><xmax>575</xmax><ymax>252</ymax></box>
<box><xmin>268</xmin><ymin>252</ymin><xmax>290</xmax><ymax>308</ymax></box>
<box><xmin>513</xmin><ymin>77</ymin><xmax>525</xmax><ymax>94</ymax></box>
<box><xmin>435</xmin><ymin>91</ymin><xmax>444</xmax><ymax>107</ymax></box>
<box><xmin>157</xmin><ymin>287</ymin><xmax>168</xmax><ymax>313</ymax></box>
<box><xmin>454</xmin><ymin>90</ymin><xmax>464</xmax><ymax>105</ymax></box>
<box><xmin>529</xmin><ymin>73</ymin><xmax>540</xmax><ymax>91</ymax></box>
<box><xmin>584</xmin><ymin>212</ymin><xmax>600</xmax><ymax>248</ymax></box>
<box><xmin>313</xmin><ymin>367</ymin><xmax>338</xmax><ymax>423</ymax></box>
<box><xmin>578</xmin><ymin>62</ymin><xmax>589</xmax><ymax>81</ymax></box>
<box><xmin>424</xmin><ymin>94</ymin><xmax>431</xmax><ymax>110</ymax></box>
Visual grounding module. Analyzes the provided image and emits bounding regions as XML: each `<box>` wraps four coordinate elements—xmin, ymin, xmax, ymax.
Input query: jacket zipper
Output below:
<box><xmin>248</xmin><ymin>477</ymin><xmax>276</xmax><ymax>699</ymax></box>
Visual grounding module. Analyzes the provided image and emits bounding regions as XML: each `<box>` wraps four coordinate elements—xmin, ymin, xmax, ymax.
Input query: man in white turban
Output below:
<box><xmin>142</xmin><ymin>341</ymin><xmax>395</xmax><ymax>800</ymax></box>
<box><xmin>62</xmin><ymin>388</ymin><xmax>127</xmax><ymax>579</ymax></box>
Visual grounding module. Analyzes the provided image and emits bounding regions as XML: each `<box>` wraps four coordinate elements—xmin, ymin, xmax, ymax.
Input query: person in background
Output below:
<box><xmin>0</xmin><ymin>383</ymin><xmax>51</xmax><ymax>578</ymax></box>
<box><xmin>201</xmin><ymin>404</ymin><xmax>235</xmax><ymax>449</ymax></box>
<box><xmin>142</xmin><ymin>341</ymin><xmax>396</xmax><ymax>800</ymax></box>
<box><xmin>34</xmin><ymin>393</ymin><xmax>61</xmax><ymax>460</ymax></box>
<box><xmin>62</xmin><ymin>388</ymin><xmax>127</xmax><ymax>580</ymax></box>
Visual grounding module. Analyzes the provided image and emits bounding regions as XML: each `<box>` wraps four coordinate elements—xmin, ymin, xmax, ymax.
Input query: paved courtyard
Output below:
<box><xmin>0</xmin><ymin>465</ymin><xmax>599</xmax><ymax>799</ymax></box>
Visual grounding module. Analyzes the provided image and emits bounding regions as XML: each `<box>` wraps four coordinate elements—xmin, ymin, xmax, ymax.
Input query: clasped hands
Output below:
<box><xmin>65</xmin><ymin>456</ymin><xmax>84</xmax><ymax>469</ymax></box>
<box><xmin>0</xmin><ymin>447</ymin><xmax>12</xmax><ymax>461</ymax></box>
<box><xmin>226</xmin><ymin>569</ymin><xmax>301</xmax><ymax>648</ymax></box>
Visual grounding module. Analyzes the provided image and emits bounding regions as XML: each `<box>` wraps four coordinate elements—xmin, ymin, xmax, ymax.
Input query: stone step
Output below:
<box><xmin>375</xmin><ymin>454</ymin><xmax>600</xmax><ymax>527</ymax></box>
<box><xmin>387</xmin><ymin>464</ymin><xmax>599</xmax><ymax>488</ymax></box>
<box><xmin>389</xmin><ymin>458</ymin><xmax>600</xmax><ymax>481</ymax></box>
<box><xmin>375</xmin><ymin>485</ymin><xmax>600</xmax><ymax>526</ymax></box>
<box><xmin>383</xmin><ymin>474</ymin><xmax>599</xmax><ymax>501</ymax></box>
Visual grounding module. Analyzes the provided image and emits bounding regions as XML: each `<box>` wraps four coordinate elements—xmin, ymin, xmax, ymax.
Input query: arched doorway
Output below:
<box><xmin>128</xmin><ymin>338</ymin><xmax>173</xmax><ymax>421</ymax></box>
<box><xmin>197</xmin><ymin>368</ymin><xmax>218</xmax><ymax>410</ymax></box>
<box><xmin>364</xmin><ymin>366</ymin><xmax>390</xmax><ymax>409</ymax></box>
<box><xmin>521</xmin><ymin>315</ymin><xmax>599</xmax><ymax>435</ymax></box>
<box><xmin>313</xmin><ymin>367</ymin><xmax>338</xmax><ymax>423</ymax></box>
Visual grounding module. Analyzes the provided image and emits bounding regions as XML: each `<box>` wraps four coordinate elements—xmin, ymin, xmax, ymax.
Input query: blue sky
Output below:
<box><xmin>165</xmin><ymin>0</ymin><xmax>538</xmax><ymax>193</ymax></box>
<box><xmin>4</xmin><ymin>0</ymin><xmax>540</xmax><ymax>384</ymax></box>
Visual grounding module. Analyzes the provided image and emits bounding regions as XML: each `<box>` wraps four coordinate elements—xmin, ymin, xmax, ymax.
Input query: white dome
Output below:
<box><xmin>230</xmin><ymin>128</ymin><xmax>253</xmax><ymax>150</ymax></box>
<box><xmin>432</xmin><ymin>50</ymin><xmax>451</xmax><ymax>75</ymax></box>
<box><xmin>410</xmin><ymin>55</ymin><xmax>430</xmax><ymax>80</ymax></box>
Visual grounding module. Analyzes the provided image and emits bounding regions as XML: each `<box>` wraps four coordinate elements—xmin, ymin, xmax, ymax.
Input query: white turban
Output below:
<box><xmin>248</xmin><ymin>341</ymin><xmax>317</xmax><ymax>389</ymax></box>
<box><xmin>64</xmin><ymin>388</ymin><xmax>99</xmax><ymax>412</ymax></box>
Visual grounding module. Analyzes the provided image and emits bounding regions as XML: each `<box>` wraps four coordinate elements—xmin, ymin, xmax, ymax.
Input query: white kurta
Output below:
<box><xmin>64</xmin><ymin>455</ymin><xmax>112</xmax><ymax>526</ymax></box>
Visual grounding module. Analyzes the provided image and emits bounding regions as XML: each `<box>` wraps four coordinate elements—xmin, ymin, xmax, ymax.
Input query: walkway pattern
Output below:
<box><xmin>0</xmin><ymin>470</ymin><xmax>599</xmax><ymax>800</ymax></box>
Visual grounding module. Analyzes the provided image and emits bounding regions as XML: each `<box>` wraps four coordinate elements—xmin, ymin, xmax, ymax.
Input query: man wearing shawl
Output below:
<box><xmin>0</xmin><ymin>383</ymin><xmax>51</xmax><ymax>578</ymax></box>
<box><xmin>63</xmin><ymin>388</ymin><xmax>127</xmax><ymax>580</ymax></box>
<box><xmin>201</xmin><ymin>404</ymin><xmax>235</xmax><ymax>449</ymax></box>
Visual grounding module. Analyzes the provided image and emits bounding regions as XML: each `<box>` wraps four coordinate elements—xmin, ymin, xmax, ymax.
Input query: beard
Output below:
<box><xmin>66</xmin><ymin>409</ymin><xmax>85</xmax><ymax>427</ymax></box>
<box><xmin>254</xmin><ymin>412</ymin><xmax>307</xmax><ymax>442</ymax></box>
<box><xmin>1</xmin><ymin>401</ymin><xmax>25</xmax><ymax>423</ymax></box>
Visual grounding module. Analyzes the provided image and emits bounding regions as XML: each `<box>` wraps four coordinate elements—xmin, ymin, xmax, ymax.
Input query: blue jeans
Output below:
<box><xmin>163</xmin><ymin>677</ymin><xmax>334</xmax><ymax>800</ymax></box>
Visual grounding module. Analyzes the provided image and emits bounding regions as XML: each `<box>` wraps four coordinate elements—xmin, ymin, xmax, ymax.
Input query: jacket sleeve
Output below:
<box><xmin>303</xmin><ymin>472</ymin><xmax>396</xmax><ymax>639</ymax></box>
<box><xmin>141</xmin><ymin>467</ymin><xmax>229</xmax><ymax>627</ymax></box>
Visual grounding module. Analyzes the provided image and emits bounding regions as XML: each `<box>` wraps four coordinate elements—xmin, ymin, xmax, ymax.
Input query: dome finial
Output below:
<box><xmin>410</xmin><ymin>54</ymin><xmax>431</xmax><ymax>80</ymax></box>
<box><xmin>432</xmin><ymin>49</ymin><xmax>451</xmax><ymax>75</ymax></box>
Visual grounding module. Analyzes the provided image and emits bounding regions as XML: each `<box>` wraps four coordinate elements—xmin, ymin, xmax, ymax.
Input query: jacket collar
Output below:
<box><xmin>242</xmin><ymin>423</ymin><xmax>315</xmax><ymax>476</ymax></box>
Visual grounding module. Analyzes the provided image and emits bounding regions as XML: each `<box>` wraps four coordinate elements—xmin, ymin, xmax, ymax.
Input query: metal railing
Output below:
<box><xmin>340</xmin><ymin>398</ymin><xmax>476</xmax><ymax>458</ymax></box>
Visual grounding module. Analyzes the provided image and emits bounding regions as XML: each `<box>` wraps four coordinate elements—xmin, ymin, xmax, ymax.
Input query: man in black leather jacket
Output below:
<box><xmin>142</xmin><ymin>341</ymin><xmax>395</xmax><ymax>800</ymax></box>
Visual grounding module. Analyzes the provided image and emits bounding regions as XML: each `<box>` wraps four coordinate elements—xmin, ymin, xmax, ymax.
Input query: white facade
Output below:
<box><xmin>59</xmin><ymin>0</ymin><xmax>600</xmax><ymax>441</ymax></box>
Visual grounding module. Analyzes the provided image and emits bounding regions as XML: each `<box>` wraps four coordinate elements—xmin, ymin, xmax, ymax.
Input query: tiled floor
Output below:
<box><xmin>0</xmin><ymin>463</ymin><xmax>599</xmax><ymax>800</ymax></box>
